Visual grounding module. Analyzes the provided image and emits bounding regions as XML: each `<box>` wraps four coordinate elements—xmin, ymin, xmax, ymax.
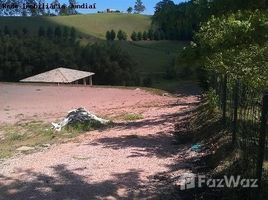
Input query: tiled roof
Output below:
<box><xmin>20</xmin><ymin>67</ymin><xmax>95</xmax><ymax>83</ymax></box>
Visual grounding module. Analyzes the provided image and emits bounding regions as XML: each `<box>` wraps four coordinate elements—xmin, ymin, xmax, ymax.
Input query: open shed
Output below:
<box><xmin>20</xmin><ymin>67</ymin><xmax>95</xmax><ymax>86</ymax></box>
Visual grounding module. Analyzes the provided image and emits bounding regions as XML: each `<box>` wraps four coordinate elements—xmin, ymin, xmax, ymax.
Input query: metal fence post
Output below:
<box><xmin>256</xmin><ymin>91</ymin><xmax>268</xmax><ymax>193</ymax></box>
<box><xmin>232</xmin><ymin>80</ymin><xmax>239</xmax><ymax>145</ymax></box>
<box><xmin>222</xmin><ymin>75</ymin><xmax>227</xmax><ymax>124</ymax></box>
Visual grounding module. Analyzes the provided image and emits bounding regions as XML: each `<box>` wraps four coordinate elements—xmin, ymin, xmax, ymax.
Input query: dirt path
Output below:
<box><xmin>0</xmin><ymin>83</ymin><xmax>200</xmax><ymax>200</ymax></box>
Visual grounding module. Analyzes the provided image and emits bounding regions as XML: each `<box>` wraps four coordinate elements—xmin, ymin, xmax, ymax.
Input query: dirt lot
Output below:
<box><xmin>0</xmin><ymin>83</ymin><xmax>200</xmax><ymax>199</ymax></box>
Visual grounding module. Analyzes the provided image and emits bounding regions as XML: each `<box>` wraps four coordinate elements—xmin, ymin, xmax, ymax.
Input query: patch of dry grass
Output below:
<box><xmin>0</xmin><ymin>120</ymin><xmax>105</xmax><ymax>159</ymax></box>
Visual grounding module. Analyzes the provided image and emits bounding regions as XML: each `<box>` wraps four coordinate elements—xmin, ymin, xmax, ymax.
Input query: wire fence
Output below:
<box><xmin>209</xmin><ymin>73</ymin><xmax>268</xmax><ymax>194</ymax></box>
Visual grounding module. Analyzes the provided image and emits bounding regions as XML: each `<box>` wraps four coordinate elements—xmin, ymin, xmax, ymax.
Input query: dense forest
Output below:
<box><xmin>152</xmin><ymin>0</ymin><xmax>268</xmax><ymax>40</ymax></box>
<box><xmin>0</xmin><ymin>26</ymin><xmax>139</xmax><ymax>85</ymax></box>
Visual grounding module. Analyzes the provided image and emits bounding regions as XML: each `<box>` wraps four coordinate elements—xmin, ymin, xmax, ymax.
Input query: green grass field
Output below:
<box><xmin>0</xmin><ymin>13</ymin><xmax>151</xmax><ymax>39</ymax></box>
<box><xmin>119</xmin><ymin>40</ymin><xmax>188</xmax><ymax>74</ymax></box>
<box><xmin>0</xmin><ymin>13</ymin><xmax>190</xmax><ymax>90</ymax></box>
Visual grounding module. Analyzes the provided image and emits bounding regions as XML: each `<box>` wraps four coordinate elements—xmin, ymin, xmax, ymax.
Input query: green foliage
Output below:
<box><xmin>127</xmin><ymin>7</ymin><xmax>133</xmax><ymax>14</ymax></box>
<box><xmin>7</xmin><ymin>132</ymin><xmax>24</xmax><ymax>141</ymax></box>
<box><xmin>110</xmin><ymin>29</ymin><xmax>116</xmax><ymax>40</ymax></box>
<box><xmin>54</xmin><ymin>26</ymin><xmax>62</xmax><ymax>38</ymax></box>
<box><xmin>4</xmin><ymin>25</ymin><xmax>10</xmax><ymax>35</ymax></box>
<box><xmin>106</xmin><ymin>30</ymin><xmax>111</xmax><ymax>40</ymax></box>
<box><xmin>38</xmin><ymin>26</ymin><xmax>46</xmax><ymax>37</ymax></box>
<box><xmin>134</xmin><ymin>0</ymin><xmax>146</xmax><ymax>14</ymax></box>
<box><xmin>22</xmin><ymin>27</ymin><xmax>28</xmax><ymax>35</ymax></box>
<box><xmin>206</xmin><ymin>88</ymin><xmax>220</xmax><ymax>114</ymax></box>
<box><xmin>62</xmin><ymin>26</ymin><xmax>69</xmax><ymax>39</ymax></box>
<box><xmin>154</xmin><ymin>30</ymin><xmax>160</xmax><ymax>41</ymax></box>
<box><xmin>46</xmin><ymin>26</ymin><xmax>53</xmax><ymax>38</ymax></box>
<box><xmin>79</xmin><ymin>42</ymin><xmax>139</xmax><ymax>85</ymax></box>
<box><xmin>118</xmin><ymin>113</ymin><xmax>144</xmax><ymax>121</ymax></box>
<box><xmin>142</xmin><ymin>31</ymin><xmax>148</xmax><ymax>40</ymax></box>
<box><xmin>195</xmin><ymin>10</ymin><xmax>268</xmax><ymax>88</ymax></box>
<box><xmin>131</xmin><ymin>31</ymin><xmax>137</xmax><ymax>41</ymax></box>
<box><xmin>152</xmin><ymin>0</ymin><xmax>268</xmax><ymax>41</ymax></box>
<box><xmin>65</xmin><ymin>121</ymin><xmax>102</xmax><ymax>133</ymax></box>
<box><xmin>117</xmin><ymin>30</ymin><xmax>127</xmax><ymax>40</ymax></box>
<box><xmin>137</xmin><ymin>31</ymin><xmax>142</xmax><ymax>41</ymax></box>
<box><xmin>148</xmin><ymin>29</ymin><xmax>154</xmax><ymax>40</ymax></box>
<box><xmin>0</xmin><ymin>32</ymin><xmax>139</xmax><ymax>86</ymax></box>
<box><xmin>142</xmin><ymin>76</ymin><xmax>153</xmax><ymax>87</ymax></box>
<box><xmin>70</xmin><ymin>27</ymin><xmax>76</xmax><ymax>41</ymax></box>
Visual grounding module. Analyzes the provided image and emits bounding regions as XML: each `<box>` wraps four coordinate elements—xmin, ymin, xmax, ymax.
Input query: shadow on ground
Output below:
<box><xmin>0</xmin><ymin>165</ymin><xmax>150</xmax><ymax>200</ymax></box>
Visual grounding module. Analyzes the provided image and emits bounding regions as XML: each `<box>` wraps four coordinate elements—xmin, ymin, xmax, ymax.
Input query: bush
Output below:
<box><xmin>131</xmin><ymin>31</ymin><xmax>137</xmax><ymax>41</ymax></box>
<box><xmin>106</xmin><ymin>30</ymin><xmax>111</xmax><ymax>40</ymax></box>
<box><xmin>148</xmin><ymin>29</ymin><xmax>154</xmax><ymax>40</ymax></box>
<box><xmin>137</xmin><ymin>31</ymin><xmax>142</xmax><ymax>41</ymax></box>
<box><xmin>110</xmin><ymin>29</ymin><xmax>116</xmax><ymax>40</ymax></box>
<box><xmin>142</xmin><ymin>31</ymin><xmax>148</xmax><ymax>40</ymax></box>
<box><xmin>117</xmin><ymin>30</ymin><xmax>127</xmax><ymax>40</ymax></box>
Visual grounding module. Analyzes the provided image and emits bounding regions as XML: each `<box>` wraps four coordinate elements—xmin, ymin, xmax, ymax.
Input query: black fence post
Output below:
<box><xmin>256</xmin><ymin>91</ymin><xmax>268</xmax><ymax>194</ymax></box>
<box><xmin>222</xmin><ymin>75</ymin><xmax>227</xmax><ymax>124</ymax></box>
<box><xmin>232</xmin><ymin>80</ymin><xmax>239</xmax><ymax>145</ymax></box>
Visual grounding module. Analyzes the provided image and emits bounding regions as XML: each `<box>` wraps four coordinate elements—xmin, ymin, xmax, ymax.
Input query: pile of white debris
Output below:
<box><xmin>52</xmin><ymin>107</ymin><xmax>110</xmax><ymax>131</ymax></box>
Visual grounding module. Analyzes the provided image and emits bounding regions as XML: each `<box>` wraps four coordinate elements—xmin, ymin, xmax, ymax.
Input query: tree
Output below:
<box><xmin>134</xmin><ymin>0</ymin><xmax>145</xmax><ymax>14</ymax></box>
<box><xmin>46</xmin><ymin>27</ymin><xmax>53</xmax><ymax>38</ymax></box>
<box><xmin>51</xmin><ymin>0</ymin><xmax>60</xmax><ymax>15</ymax></box>
<box><xmin>110</xmin><ymin>30</ymin><xmax>116</xmax><ymax>41</ymax></box>
<box><xmin>137</xmin><ymin>31</ymin><xmax>142</xmax><ymax>41</ymax></box>
<box><xmin>13</xmin><ymin>29</ymin><xmax>19</xmax><ymax>37</ymax></box>
<box><xmin>63</xmin><ymin>26</ymin><xmax>69</xmax><ymax>39</ymax></box>
<box><xmin>148</xmin><ymin>29</ymin><xmax>154</xmax><ymax>40</ymax></box>
<box><xmin>38</xmin><ymin>26</ymin><xmax>46</xmax><ymax>37</ymax></box>
<box><xmin>195</xmin><ymin>10</ymin><xmax>268</xmax><ymax>88</ymax></box>
<box><xmin>154</xmin><ymin>30</ymin><xmax>160</xmax><ymax>40</ymax></box>
<box><xmin>22</xmin><ymin>27</ymin><xmax>28</xmax><ymax>36</ymax></box>
<box><xmin>142</xmin><ymin>31</ymin><xmax>148</xmax><ymax>40</ymax></box>
<box><xmin>54</xmin><ymin>26</ymin><xmax>62</xmax><ymax>38</ymax></box>
<box><xmin>117</xmin><ymin>30</ymin><xmax>127</xmax><ymax>40</ymax></box>
<box><xmin>131</xmin><ymin>31</ymin><xmax>137</xmax><ymax>41</ymax></box>
<box><xmin>59</xmin><ymin>4</ymin><xmax>68</xmax><ymax>15</ymax></box>
<box><xmin>106</xmin><ymin>31</ymin><xmax>111</xmax><ymax>40</ymax></box>
<box><xmin>117</xmin><ymin>30</ymin><xmax>123</xmax><ymax>40</ymax></box>
<box><xmin>4</xmin><ymin>26</ymin><xmax>10</xmax><ymax>35</ymax></box>
<box><xmin>70</xmin><ymin>27</ymin><xmax>76</xmax><ymax>41</ymax></box>
<box><xmin>26</xmin><ymin>0</ymin><xmax>38</xmax><ymax>16</ymax></box>
<box><xmin>127</xmin><ymin>7</ymin><xmax>133</xmax><ymax>14</ymax></box>
<box><xmin>122</xmin><ymin>31</ymin><xmax>128</xmax><ymax>40</ymax></box>
<box><xmin>68</xmin><ymin>0</ymin><xmax>78</xmax><ymax>15</ymax></box>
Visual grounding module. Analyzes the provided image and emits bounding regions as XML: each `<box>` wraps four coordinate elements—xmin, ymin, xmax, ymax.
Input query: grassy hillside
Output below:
<box><xmin>0</xmin><ymin>13</ymin><xmax>151</xmax><ymax>39</ymax></box>
<box><xmin>119</xmin><ymin>41</ymin><xmax>188</xmax><ymax>74</ymax></box>
<box><xmin>0</xmin><ymin>13</ymin><xmax>189</xmax><ymax>90</ymax></box>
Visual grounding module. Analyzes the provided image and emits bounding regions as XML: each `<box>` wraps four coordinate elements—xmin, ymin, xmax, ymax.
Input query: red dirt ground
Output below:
<box><xmin>0</xmin><ymin>83</ymin><xmax>200</xmax><ymax>200</ymax></box>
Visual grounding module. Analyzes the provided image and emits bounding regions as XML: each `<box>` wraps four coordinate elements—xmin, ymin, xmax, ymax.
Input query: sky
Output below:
<box><xmin>71</xmin><ymin>0</ymin><xmax>188</xmax><ymax>15</ymax></box>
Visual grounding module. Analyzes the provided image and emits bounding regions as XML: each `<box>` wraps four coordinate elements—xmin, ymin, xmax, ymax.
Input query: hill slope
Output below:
<box><xmin>0</xmin><ymin>14</ymin><xmax>189</xmax><ymax>90</ymax></box>
<box><xmin>0</xmin><ymin>13</ymin><xmax>151</xmax><ymax>39</ymax></box>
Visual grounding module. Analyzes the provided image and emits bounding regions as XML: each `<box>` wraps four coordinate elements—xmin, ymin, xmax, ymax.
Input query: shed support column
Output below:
<box><xmin>89</xmin><ymin>76</ymin><xmax>93</xmax><ymax>86</ymax></box>
<box><xmin>83</xmin><ymin>78</ymin><xmax>87</xmax><ymax>86</ymax></box>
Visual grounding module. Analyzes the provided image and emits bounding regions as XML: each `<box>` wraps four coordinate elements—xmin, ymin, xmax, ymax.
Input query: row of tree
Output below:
<box><xmin>105</xmin><ymin>29</ymin><xmax>176</xmax><ymax>41</ymax></box>
<box><xmin>106</xmin><ymin>30</ymin><xmax>127</xmax><ymax>41</ymax></box>
<box><xmin>0</xmin><ymin>25</ymin><xmax>77</xmax><ymax>42</ymax></box>
<box><xmin>38</xmin><ymin>26</ymin><xmax>76</xmax><ymax>41</ymax></box>
<box><xmin>0</xmin><ymin>34</ymin><xmax>140</xmax><ymax>86</ymax></box>
<box><xmin>131</xmin><ymin>30</ymin><xmax>166</xmax><ymax>41</ymax></box>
